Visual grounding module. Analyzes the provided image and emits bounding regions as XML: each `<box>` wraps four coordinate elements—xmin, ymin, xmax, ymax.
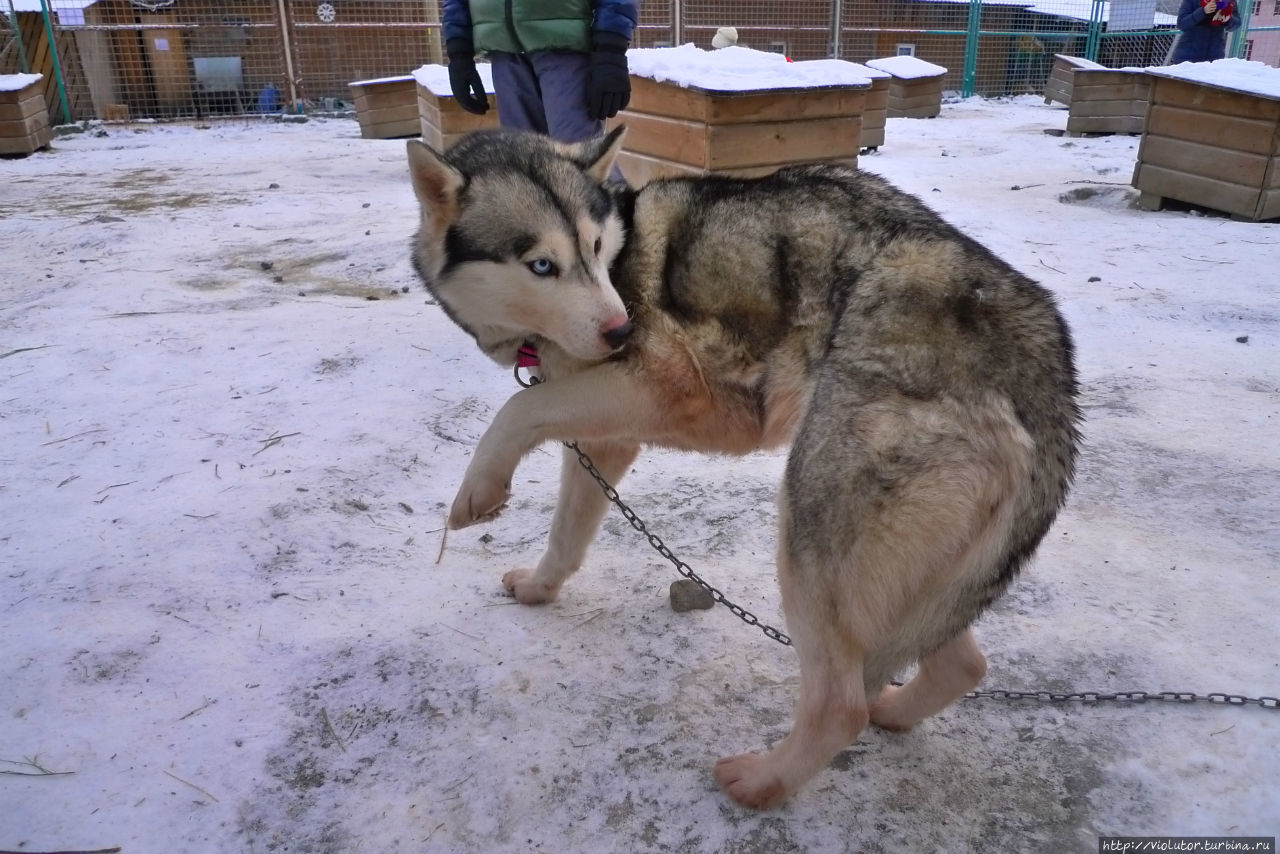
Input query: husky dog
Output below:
<box><xmin>407</xmin><ymin>128</ymin><xmax>1080</xmax><ymax>809</ymax></box>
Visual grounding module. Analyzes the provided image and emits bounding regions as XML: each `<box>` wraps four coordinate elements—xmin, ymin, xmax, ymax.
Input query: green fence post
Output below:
<box><xmin>1084</xmin><ymin>0</ymin><xmax>1106</xmax><ymax>61</ymax></box>
<box><xmin>38</xmin><ymin>0</ymin><xmax>72</xmax><ymax>124</ymax></box>
<box><xmin>962</xmin><ymin>0</ymin><xmax>982</xmax><ymax>97</ymax></box>
<box><xmin>5</xmin><ymin>0</ymin><xmax>31</xmax><ymax>73</ymax></box>
<box><xmin>1228</xmin><ymin>0</ymin><xmax>1252</xmax><ymax>58</ymax></box>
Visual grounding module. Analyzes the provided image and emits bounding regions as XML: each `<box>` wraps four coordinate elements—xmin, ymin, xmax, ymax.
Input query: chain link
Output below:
<box><xmin>566</xmin><ymin>440</ymin><xmax>793</xmax><ymax>646</ymax></box>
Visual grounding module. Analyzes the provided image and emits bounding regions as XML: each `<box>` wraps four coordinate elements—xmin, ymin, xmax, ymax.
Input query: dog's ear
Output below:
<box><xmin>406</xmin><ymin>139</ymin><xmax>464</xmax><ymax>225</ymax></box>
<box><xmin>573</xmin><ymin>125</ymin><xmax>627</xmax><ymax>185</ymax></box>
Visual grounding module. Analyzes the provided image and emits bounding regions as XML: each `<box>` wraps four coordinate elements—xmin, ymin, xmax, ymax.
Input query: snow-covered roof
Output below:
<box><xmin>626</xmin><ymin>45</ymin><xmax>874</xmax><ymax>93</ymax></box>
<box><xmin>1146</xmin><ymin>57</ymin><xmax>1280</xmax><ymax>100</ymax></box>
<box><xmin>867</xmin><ymin>56</ymin><xmax>949</xmax><ymax>79</ymax></box>
<box><xmin>0</xmin><ymin>72</ymin><xmax>43</xmax><ymax>92</ymax></box>
<box><xmin>412</xmin><ymin>63</ymin><xmax>496</xmax><ymax>98</ymax></box>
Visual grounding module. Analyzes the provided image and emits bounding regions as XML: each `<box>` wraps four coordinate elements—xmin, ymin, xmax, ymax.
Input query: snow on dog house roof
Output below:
<box><xmin>625</xmin><ymin>45</ymin><xmax>875</xmax><ymax>93</ymax></box>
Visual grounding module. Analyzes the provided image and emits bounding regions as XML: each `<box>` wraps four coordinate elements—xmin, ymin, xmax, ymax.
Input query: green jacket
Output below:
<box><xmin>469</xmin><ymin>0</ymin><xmax>593</xmax><ymax>54</ymax></box>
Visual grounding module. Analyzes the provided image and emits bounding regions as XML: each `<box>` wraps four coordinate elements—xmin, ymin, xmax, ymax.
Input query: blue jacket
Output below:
<box><xmin>443</xmin><ymin>0</ymin><xmax>638</xmax><ymax>54</ymax></box>
<box><xmin>1170</xmin><ymin>0</ymin><xmax>1241</xmax><ymax>63</ymax></box>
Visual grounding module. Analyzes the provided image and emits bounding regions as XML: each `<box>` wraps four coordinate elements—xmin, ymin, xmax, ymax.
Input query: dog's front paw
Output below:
<box><xmin>714</xmin><ymin>753</ymin><xmax>790</xmax><ymax>810</ymax></box>
<box><xmin>448</xmin><ymin>471</ymin><xmax>511</xmax><ymax>529</ymax></box>
<box><xmin>502</xmin><ymin>569</ymin><xmax>560</xmax><ymax>604</ymax></box>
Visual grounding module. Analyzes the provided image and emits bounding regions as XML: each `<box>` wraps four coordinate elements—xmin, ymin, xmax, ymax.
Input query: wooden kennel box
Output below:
<box><xmin>349</xmin><ymin>75</ymin><xmax>421</xmax><ymax>140</ymax></box>
<box><xmin>413</xmin><ymin>64</ymin><xmax>500</xmax><ymax>150</ymax></box>
<box><xmin>867</xmin><ymin>56</ymin><xmax>948</xmax><ymax>119</ymax></box>
<box><xmin>1066</xmin><ymin>68</ymin><xmax>1150</xmax><ymax>136</ymax></box>
<box><xmin>1132</xmin><ymin>66</ymin><xmax>1280</xmax><ymax>222</ymax></box>
<box><xmin>1043</xmin><ymin>54</ymin><xmax>1107</xmax><ymax>107</ymax></box>
<box><xmin>0</xmin><ymin>73</ymin><xmax>52</xmax><ymax>156</ymax></box>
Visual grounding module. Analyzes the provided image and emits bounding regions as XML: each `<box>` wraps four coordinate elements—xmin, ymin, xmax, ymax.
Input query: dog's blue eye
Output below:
<box><xmin>528</xmin><ymin>258</ymin><xmax>557</xmax><ymax>277</ymax></box>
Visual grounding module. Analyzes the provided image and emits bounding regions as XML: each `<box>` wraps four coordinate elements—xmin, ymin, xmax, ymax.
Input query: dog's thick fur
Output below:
<box><xmin>407</xmin><ymin>128</ymin><xmax>1081</xmax><ymax>809</ymax></box>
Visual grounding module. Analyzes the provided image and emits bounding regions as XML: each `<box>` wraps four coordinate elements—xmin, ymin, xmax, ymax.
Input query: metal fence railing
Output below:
<box><xmin>2</xmin><ymin>0</ymin><xmax>1276</xmax><ymax>124</ymax></box>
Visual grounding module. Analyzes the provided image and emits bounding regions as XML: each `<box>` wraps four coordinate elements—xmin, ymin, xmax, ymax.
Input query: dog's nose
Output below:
<box><xmin>602</xmin><ymin>320</ymin><xmax>633</xmax><ymax>350</ymax></box>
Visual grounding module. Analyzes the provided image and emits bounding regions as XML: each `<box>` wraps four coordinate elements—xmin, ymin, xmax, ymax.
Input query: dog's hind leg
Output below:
<box><xmin>868</xmin><ymin>628</ymin><xmax>987</xmax><ymax>732</ymax></box>
<box><xmin>503</xmin><ymin>440</ymin><xmax>639</xmax><ymax>604</ymax></box>
<box><xmin>714</xmin><ymin>495</ymin><xmax>872</xmax><ymax>810</ymax></box>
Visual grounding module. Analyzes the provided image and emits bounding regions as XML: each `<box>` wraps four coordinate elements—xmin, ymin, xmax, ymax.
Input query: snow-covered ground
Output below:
<box><xmin>2</xmin><ymin>97</ymin><xmax>1276</xmax><ymax>853</ymax></box>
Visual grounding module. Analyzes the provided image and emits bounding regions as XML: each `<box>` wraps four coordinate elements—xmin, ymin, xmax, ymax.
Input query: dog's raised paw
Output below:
<box><xmin>501</xmin><ymin>569</ymin><xmax>559</xmax><ymax>604</ymax></box>
<box><xmin>714</xmin><ymin>753</ymin><xmax>789</xmax><ymax>810</ymax></box>
<box><xmin>448</xmin><ymin>478</ymin><xmax>511</xmax><ymax>529</ymax></box>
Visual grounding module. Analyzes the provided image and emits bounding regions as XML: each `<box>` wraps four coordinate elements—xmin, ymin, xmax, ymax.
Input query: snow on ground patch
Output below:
<box><xmin>2</xmin><ymin>108</ymin><xmax>1277</xmax><ymax>852</ymax></box>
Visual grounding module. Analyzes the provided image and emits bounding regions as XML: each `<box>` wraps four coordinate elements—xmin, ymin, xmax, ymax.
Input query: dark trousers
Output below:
<box><xmin>489</xmin><ymin>50</ymin><xmax>603</xmax><ymax>143</ymax></box>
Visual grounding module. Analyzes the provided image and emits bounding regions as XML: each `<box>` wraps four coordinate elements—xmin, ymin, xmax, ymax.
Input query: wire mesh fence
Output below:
<box><xmin>1</xmin><ymin>0</ymin><xmax>1276</xmax><ymax>123</ymax></box>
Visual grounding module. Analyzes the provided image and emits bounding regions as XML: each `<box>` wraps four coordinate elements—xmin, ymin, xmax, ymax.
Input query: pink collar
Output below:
<box><xmin>514</xmin><ymin>343</ymin><xmax>542</xmax><ymax>387</ymax></box>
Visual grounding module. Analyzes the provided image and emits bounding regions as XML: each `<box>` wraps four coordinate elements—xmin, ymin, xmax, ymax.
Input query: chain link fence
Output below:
<box><xmin>2</xmin><ymin>0</ymin><xmax>1276</xmax><ymax>123</ymax></box>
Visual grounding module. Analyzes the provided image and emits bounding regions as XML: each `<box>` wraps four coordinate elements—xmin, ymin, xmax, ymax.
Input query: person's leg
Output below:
<box><xmin>529</xmin><ymin>50</ymin><xmax>604</xmax><ymax>143</ymax></box>
<box><xmin>489</xmin><ymin>51</ymin><xmax>549</xmax><ymax>134</ymax></box>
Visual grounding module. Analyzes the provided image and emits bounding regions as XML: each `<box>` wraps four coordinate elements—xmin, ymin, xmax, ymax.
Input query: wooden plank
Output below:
<box><xmin>1259</xmin><ymin>189</ymin><xmax>1280</xmax><ymax>220</ymax></box>
<box><xmin>1133</xmin><ymin>162</ymin><xmax>1261</xmax><ymax>218</ymax></box>
<box><xmin>1152</xmin><ymin>78</ymin><xmax>1280</xmax><ymax>122</ymax></box>
<box><xmin>1146</xmin><ymin>104</ymin><xmax>1276</xmax><ymax>156</ymax></box>
<box><xmin>0</xmin><ymin>91</ymin><xmax>46</xmax><ymax>122</ymax></box>
<box><xmin>705</xmin><ymin>88</ymin><xmax>865</xmax><ymax>124</ymax></box>
<box><xmin>1141</xmin><ymin>133</ymin><xmax>1269</xmax><ymax>186</ymax></box>
<box><xmin>0</xmin><ymin>80</ymin><xmax>42</xmax><ymax>106</ymax></box>
<box><xmin>615</xmin><ymin>150</ymin><xmax>705</xmax><ymax>185</ymax></box>
<box><xmin>417</xmin><ymin>92</ymin><xmax>499</xmax><ymax>135</ymax></box>
<box><xmin>893</xmin><ymin>78</ymin><xmax>943</xmax><ymax>98</ymax></box>
<box><xmin>608</xmin><ymin>111</ymin><xmax>708</xmax><ymax>167</ymax></box>
<box><xmin>361</xmin><ymin>118</ymin><xmax>421</xmax><ymax>140</ymax></box>
<box><xmin>0</xmin><ymin>110</ymin><xmax>49</xmax><ymax>137</ymax></box>
<box><xmin>618</xmin><ymin>110</ymin><xmax>862</xmax><ymax>171</ymax></box>
<box><xmin>0</xmin><ymin>124</ymin><xmax>50</xmax><ymax>155</ymax></box>
<box><xmin>705</xmin><ymin>115</ymin><xmax>861</xmax><ymax>169</ymax></box>
<box><xmin>1072</xmin><ymin>79</ymin><xmax>1147</xmax><ymax>103</ymax></box>
<box><xmin>1067</xmin><ymin>115</ymin><xmax>1143</xmax><ymax>134</ymax></box>
<box><xmin>893</xmin><ymin>91</ymin><xmax>944</xmax><ymax>111</ymax></box>
<box><xmin>349</xmin><ymin>82</ymin><xmax>417</xmax><ymax>111</ymax></box>
<box><xmin>627</xmin><ymin>75</ymin><xmax>867</xmax><ymax>125</ymax></box>
<box><xmin>1072</xmin><ymin>98</ymin><xmax>1147</xmax><ymax>118</ymax></box>
<box><xmin>359</xmin><ymin>101</ymin><xmax>420</xmax><ymax>126</ymax></box>
<box><xmin>861</xmin><ymin>122</ymin><xmax>885</xmax><ymax>149</ymax></box>
<box><xmin>616</xmin><ymin>149</ymin><xmax>857</xmax><ymax>187</ymax></box>
<box><xmin>865</xmin><ymin>78</ymin><xmax>889</xmax><ymax>111</ymax></box>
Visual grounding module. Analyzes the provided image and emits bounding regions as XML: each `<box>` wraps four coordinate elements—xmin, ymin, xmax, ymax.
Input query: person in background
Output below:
<box><xmin>442</xmin><ymin>0</ymin><xmax>639</xmax><ymax>144</ymax></box>
<box><xmin>1169</xmin><ymin>0</ymin><xmax>1241</xmax><ymax>63</ymax></box>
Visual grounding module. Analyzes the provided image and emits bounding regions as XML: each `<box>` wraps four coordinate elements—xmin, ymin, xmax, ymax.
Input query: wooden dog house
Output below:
<box><xmin>1043</xmin><ymin>54</ymin><xmax>1107</xmax><ymax>107</ymax></box>
<box><xmin>1132</xmin><ymin>61</ymin><xmax>1280</xmax><ymax>222</ymax></box>
<box><xmin>610</xmin><ymin>47</ymin><xmax>874</xmax><ymax>185</ymax></box>
<box><xmin>1066</xmin><ymin>68</ymin><xmax>1150</xmax><ymax>135</ymax></box>
<box><xmin>349</xmin><ymin>75</ymin><xmax>420</xmax><ymax>139</ymax></box>
<box><xmin>0</xmin><ymin>73</ymin><xmax>51</xmax><ymax>155</ymax></box>
<box><xmin>866</xmin><ymin>55</ymin><xmax>948</xmax><ymax>119</ymax></box>
<box><xmin>412</xmin><ymin>63</ymin><xmax>499</xmax><ymax>151</ymax></box>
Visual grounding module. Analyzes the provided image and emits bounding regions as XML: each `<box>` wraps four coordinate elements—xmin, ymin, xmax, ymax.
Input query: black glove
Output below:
<box><xmin>587</xmin><ymin>32</ymin><xmax>630</xmax><ymax>120</ymax></box>
<box><xmin>446</xmin><ymin>37</ymin><xmax>489</xmax><ymax>115</ymax></box>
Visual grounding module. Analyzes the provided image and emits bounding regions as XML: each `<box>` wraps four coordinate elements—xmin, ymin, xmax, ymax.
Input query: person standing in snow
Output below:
<box><xmin>441</xmin><ymin>0</ymin><xmax>638</xmax><ymax>143</ymax></box>
<box><xmin>1169</xmin><ymin>0</ymin><xmax>1241</xmax><ymax>63</ymax></box>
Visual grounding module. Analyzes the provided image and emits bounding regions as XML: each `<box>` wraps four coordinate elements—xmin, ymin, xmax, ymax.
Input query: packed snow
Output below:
<box><xmin>1</xmin><ymin>91</ymin><xmax>1277</xmax><ymax>853</ymax></box>
<box><xmin>866</xmin><ymin>55</ymin><xmax>949</xmax><ymax>79</ymax></box>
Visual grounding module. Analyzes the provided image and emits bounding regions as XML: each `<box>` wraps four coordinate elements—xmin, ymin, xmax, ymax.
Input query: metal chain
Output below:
<box><xmin>521</xmin><ymin>371</ymin><xmax>1277</xmax><ymax>711</ymax></box>
<box><xmin>566</xmin><ymin>440</ymin><xmax>793</xmax><ymax>646</ymax></box>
